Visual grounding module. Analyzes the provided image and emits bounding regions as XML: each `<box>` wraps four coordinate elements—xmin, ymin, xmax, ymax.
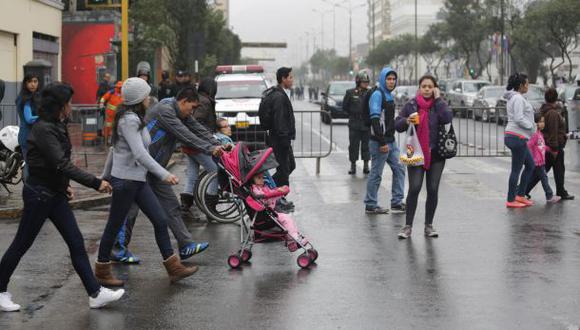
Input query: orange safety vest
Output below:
<box><xmin>100</xmin><ymin>89</ymin><xmax>123</xmax><ymax>128</ymax></box>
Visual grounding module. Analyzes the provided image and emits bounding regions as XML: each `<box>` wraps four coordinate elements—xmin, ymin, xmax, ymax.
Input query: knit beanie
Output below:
<box><xmin>122</xmin><ymin>77</ymin><xmax>151</xmax><ymax>105</ymax></box>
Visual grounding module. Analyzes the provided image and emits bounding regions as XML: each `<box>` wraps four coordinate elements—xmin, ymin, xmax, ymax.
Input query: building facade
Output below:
<box><xmin>367</xmin><ymin>0</ymin><xmax>391</xmax><ymax>49</ymax></box>
<box><xmin>0</xmin><ymin>0</ymin><xmax>63</xmax><ymax>109</ymax></box>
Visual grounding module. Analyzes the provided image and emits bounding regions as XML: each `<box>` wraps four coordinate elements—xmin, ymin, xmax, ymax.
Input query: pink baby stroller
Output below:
<box><xmin>219</xmin><ymin>143</ymin><xmax>318</xmax><ymax>269</ymax></box>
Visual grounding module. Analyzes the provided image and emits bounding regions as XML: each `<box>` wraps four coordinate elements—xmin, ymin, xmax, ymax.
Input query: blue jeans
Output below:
<box><xmin>533</xmin><ymin>166</ymin><xmax>554</xmax><ymax>200</ymax></box>
<box><xmin>505</xmin><ymin>135</ymin><xmax>535</xmax><ymax>202</ymax></box>
<box><xmin>184</xmin><ymin>153</ymin><xmax>218</xmax><ymax>196</ymax></box>
<box><xmin>98</xmin><ymin>177</ymin><xmax>174</xmax><ymax>262</ymax></box>
<box><xmin>0</xmin><ymin>184</ymin><xmax>100</xmax><ymax>296</ymax></box>
<box><xmin>364</xmin><ymin>140</ymin><xmax>406</xmax><ymax>208</ymax></box>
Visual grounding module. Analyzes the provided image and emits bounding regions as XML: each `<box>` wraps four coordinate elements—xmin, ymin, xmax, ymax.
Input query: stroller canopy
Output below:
<box><xmin>220</xmin><ymin>143</ymin><xmax>279</xmax><ymax>186</ymax></box>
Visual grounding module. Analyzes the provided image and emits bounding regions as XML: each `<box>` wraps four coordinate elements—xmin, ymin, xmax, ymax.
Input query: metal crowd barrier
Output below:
<box><xmin>449</xmin><ymin>106</ymin><xmax>509</xmax><ymax>157</ymax></box>
<box><xmin>218</xmin><ymin>110</ymin><xmax>334</xmax><ymax>174</ymax></box>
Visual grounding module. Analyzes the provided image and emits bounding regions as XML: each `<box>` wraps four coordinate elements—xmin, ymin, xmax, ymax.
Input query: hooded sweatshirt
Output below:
<box><xmin>369</xmin><ymin>67</ymin><xmax>397</xmax><ymax>146</ymax></box>
<box><xmin>504</xmin><ymin>90</ymin><xmax>535</xmax><ymax>139</ymax></box>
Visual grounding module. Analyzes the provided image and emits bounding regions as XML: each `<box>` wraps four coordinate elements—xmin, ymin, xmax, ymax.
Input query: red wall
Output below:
<box><xmin>62</xmin><ymin>23</ymin><xmax>115</xmax><ymax>104</ymax></box>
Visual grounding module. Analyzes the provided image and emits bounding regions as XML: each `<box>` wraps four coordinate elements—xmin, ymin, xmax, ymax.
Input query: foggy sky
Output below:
<box><xmin>230</xmin><ymin>0</ymin><xmax>368</xmax><ymax>66</ymax></box>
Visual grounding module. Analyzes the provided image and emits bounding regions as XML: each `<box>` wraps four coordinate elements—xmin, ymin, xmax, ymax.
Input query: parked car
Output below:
<box><xmin>472</xmin><ymin>85</ymin><xmax>504</xmax><ymax>122</ymax></box>
<box><xmin>447</xmin><ymin>79</ymin><xmax>491</xmax><ymax>117</ymax></box>
<box><xmin>320</xmin><ymin>80</ymin><xmax>355</xmax><ymax>124</ymax></box>
<box><xmin>392</xmin><ymin>85</ymin><xmax>418</xmax><ymax>108</ymax></box>
<box><xmin>496</xmin><ymin>84</ymin><xmax>546</xmax><ymax>125</ymax></box>
<box><xmin>438</xmin><ymin>78</ymin><xmax>456</xmax><ymax>100</ymax></box>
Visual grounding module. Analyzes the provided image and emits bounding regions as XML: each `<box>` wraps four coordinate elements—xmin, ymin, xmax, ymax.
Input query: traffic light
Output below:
<box><xmin>469</xmin><ymin>68</ymin><xmax>476</xmax><ymax>79</ymax></box>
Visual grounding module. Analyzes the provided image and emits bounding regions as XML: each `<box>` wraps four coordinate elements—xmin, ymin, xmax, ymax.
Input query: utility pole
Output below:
<box><xmin>499</xmin><ymin>0</ymin><xmax>505</xmax><ymax>85</ymax></box>
<box><xmin>121</xmin><ymin>0</ymin><xmax>129</xmax><ymax>80</ymax></box>
<box><xmin>414</xmin><ymin>0</ymin><xmax>418</xmax><ymax>83</ymax></box>
<box><xmin>333</xmin><ymin>5</ymin><xmax>336</xmax><ymax>51</ymax></box>
<box><xmin>349</xmin><ymin>8</ymin><xmax>352</xmax><ymax>63</ymax></box>
<box><xmin>371</xmin><ymin>0</ymin><xmax>375</xmax><ymax>49</ymax></box>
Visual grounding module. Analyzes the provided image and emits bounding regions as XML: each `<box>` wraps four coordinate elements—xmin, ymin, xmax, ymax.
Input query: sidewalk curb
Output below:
<box><xmin>0</xmin><ymin>160</ymin><xmax>178</xmax><ymax>220</ymax></box>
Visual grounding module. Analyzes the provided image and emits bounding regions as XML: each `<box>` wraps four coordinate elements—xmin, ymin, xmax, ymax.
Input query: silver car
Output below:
<box><xmin>447</xmin><ymin>80</ymin><xmax>491</xmax><ymax>117</ymax></box>
<box><xmin>472</xmin><ymin>86</ymin><xmax>504</xmax><ymax>122</ymax></box>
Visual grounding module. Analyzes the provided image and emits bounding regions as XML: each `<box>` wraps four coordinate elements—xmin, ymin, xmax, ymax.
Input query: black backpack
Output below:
<box><xmin>362</xmin><ymin>86</ymin><xmax>388</xmax><ymax>127</ymax></box>
<box><xmin>258</xmin><ymin>87</ymin><xmax>278</xmax><ymax>130</ymax></box>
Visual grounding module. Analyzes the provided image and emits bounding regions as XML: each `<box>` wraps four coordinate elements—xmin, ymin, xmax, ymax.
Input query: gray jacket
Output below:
<box><xmin>504</xmin><ymin>91</ymin><xmax>535</xmax><ymax>139</ymax></box>
<box><xmin>146</xmin><ymin>98</ymin><xmax>219</xmax><ymax>168</ymax></box>
<box><xmin>102</xmin><ymin>112</ymin><xmax>169</xmax><ymax>182</ymax></box>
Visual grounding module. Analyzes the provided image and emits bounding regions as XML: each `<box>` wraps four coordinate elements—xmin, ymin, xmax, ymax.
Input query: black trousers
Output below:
<box><xmin>0</xmin><ymin>184</ymin><xmax>100</xmax><ymax>296</ymax></box>
<box><xmin>271</xmin><ymin>142</ymin><xmax>296</xmax><ymax>187</ymax></box>
<box><xmin>526</xmin><ymin>149</ymin><xmax>568</xmax><ymax>197</ymax></box>
<box><xmin>348</xmin><ymin>128</ymin><xmax>370</xmax><ymax>163</ymax></box>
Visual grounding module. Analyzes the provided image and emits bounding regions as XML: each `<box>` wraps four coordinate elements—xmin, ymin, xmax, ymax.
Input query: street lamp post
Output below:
<box><xmin>312</xmin><ymin>9</ymin><xmax>330</xmax><ymax>50</ymax></box>
<box><xmin>414</xmin><ymin>0</ymin><xmax>418</xmax><ymax>83</ymax></box>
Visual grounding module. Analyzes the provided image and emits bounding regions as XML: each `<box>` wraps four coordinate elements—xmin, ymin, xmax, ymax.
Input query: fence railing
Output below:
<box><xmin>450</xmin><ymin>106</ymin><xmax>510</xmax><ymax>157</ymax></box>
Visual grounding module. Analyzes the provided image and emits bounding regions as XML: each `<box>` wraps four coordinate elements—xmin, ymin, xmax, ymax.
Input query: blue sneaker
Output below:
<box><xmin>111</xmin><ymin>249</ymin><xmax>141</xmax><ymax>264</ymax></box>
<box><xmin>179</xmin><ymin>242</ymin><xmax>209</xmax><ymax>260</ymax></box>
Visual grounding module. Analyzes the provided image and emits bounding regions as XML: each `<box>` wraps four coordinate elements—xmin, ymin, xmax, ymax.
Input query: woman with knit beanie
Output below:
<box><xmin>95</xmin><ymin>78</ymin><xmax>197</xmax><ymax>286</ymax></box>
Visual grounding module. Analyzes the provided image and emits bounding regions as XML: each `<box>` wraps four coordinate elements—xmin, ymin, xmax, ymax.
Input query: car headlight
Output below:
<box><xmin>327</xmin><ymin>98</ymin><xmax>337</xmax><ymax>107</ymax></box>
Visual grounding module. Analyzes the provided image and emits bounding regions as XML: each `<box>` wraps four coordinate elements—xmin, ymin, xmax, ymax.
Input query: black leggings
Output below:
<box><xmin>406</xmin><ymin>159</ymin><xmax>446</xmax><ymax>227</ymax></box>
<box><xmin>0</xmin><ymin>184</ymin><xmax>101</xmax><ymax>296</ymax></box>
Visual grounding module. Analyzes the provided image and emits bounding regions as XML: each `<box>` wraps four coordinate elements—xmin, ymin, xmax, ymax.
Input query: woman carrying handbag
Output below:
<box><xmin>395</xmin><ymin>75</ymin><xmax>453</xmax><ymax>239</ymax></box>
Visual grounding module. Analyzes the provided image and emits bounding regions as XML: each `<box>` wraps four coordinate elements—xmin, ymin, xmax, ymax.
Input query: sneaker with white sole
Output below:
<box><xmin>398</xmin><ymin>225</ymin><xmax>412</xmax><ymax>239</ymax></box>
<box><xmin>89</xmin><ymin>287</ymin><xmax>125</xmax><ymax>309</ymax></box>
<box><xmin>365</xmin><ymin>206</ymin><xmax>389</xmax><ymax>214</ymax></box>
<box><xmin>424</xmin><ymin>225</ymin><xmax>439</xmax><ymax>237</ymax></box>
<box><xmin>0</xmin><ymin>292</ymin><xmax>20</xmax><ymax>312</ymax></box>
<box><xmin>547</xmin><ymin>196</ymin><xmax>562</xmax><ymax>203</ymax></box>
<box><xmin>390</xmin><ymin>203</ymin><xmax>406</xmax><ymax>214</ymax></box>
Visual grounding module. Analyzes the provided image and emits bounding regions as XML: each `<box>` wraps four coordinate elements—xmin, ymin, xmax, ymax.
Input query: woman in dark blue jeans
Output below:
<box><xmin>503</xmin><ymin>73</ymin><xmax>536</xmax><ymax>208</ymax></box>
<box><xmin>0</xmin><ymin>83</ymin><xmax>124</xmax><ymax>312</ymax></box>
<box><xmin>96</xmin><ymin>78</ymin><xmax>197</xmax><ymax>287</ymax></box>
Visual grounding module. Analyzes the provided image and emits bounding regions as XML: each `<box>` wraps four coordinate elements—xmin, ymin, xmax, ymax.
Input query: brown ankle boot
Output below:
<box><xmin>95</xmin><ymin>261</ymin><xmax>124</xmax><ymax>286</ymax></box>
<box><xmin>163</xmin><ymin>254</ymin><xmax>198</xmax><ymax>283</ymax></box>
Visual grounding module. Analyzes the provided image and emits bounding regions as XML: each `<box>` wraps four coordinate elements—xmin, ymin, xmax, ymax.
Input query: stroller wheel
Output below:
<box><xmin>241</xmin><ymin>249</ymin><xmax>252</xmax><ymax>263</ymax></box>
<box><xmin>228</xmin><ymin>255</ymin><xmax>242</xmax><ymax>269</ymax></box>
<box><xmin>297</xmin><ymin>253</ymin><xmax>312</xmax><ymax>269</ymax></box>
<box><xmin>307</xmin><ymin>249</ymin><xmax>318</xmax><ymax>263</ymax></box>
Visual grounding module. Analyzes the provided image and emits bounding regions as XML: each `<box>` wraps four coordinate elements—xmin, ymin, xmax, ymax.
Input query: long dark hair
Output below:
<box><xmin>198</xmin><ymin>78</ymin><xmax>217</xmax><ymax>99</ymax></box>
<box><xmin>507</xmin><ymin>72</ymin><xmax>528</xmax><ymax>91</ymax></box>
<box><xmin>17</xmin><ymin>73</ymin><xmax>40</xmax><ymax>107</ymax></box>
<box><xmin>111</xmin><ymin>103</ymin><xmax>147</xmax><ymax>146</ymax></box>
<box><xmin>38</xmin><ymin>82</ymin><xmax>74</xmax><ymax>122</ymax></box>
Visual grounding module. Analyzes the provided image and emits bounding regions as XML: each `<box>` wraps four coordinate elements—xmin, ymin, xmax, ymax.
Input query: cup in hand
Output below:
<box><xmin>408</xmin><ymin>112</ymin><xmax>420</xmax><ymax>125</ymax></box>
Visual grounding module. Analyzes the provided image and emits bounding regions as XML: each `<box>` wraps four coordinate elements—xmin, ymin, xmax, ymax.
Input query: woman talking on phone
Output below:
<box><xmin>395</xmin><ymin>75</ymin><xmax>453</xmax><ymax>239</ymax></box>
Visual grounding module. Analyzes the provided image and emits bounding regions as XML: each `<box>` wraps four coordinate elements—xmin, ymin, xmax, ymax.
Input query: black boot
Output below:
<box><xmin>363</xmin><ymin>161</ymin><xmax>370</xmax><ymax>174</ymax></box>
<box><xmin>180</xmin><ymin>193</ymin><xmax>194</xmax><ymax>212</ymax></box>
<box><xmin>348</xmin><ymin>162</ymin><xmax>356</xmax><ymax>175</ymax></box>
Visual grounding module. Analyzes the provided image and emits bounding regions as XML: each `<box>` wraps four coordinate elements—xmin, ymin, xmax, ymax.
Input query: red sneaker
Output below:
<box><xmin>515</xmin><ymin>196</ymin><xmax>534</xmax><ymax>206</ymax></box>
<box><xmin>506</xmin><ymin>201</ymin><xmax>527</xmax><ymax>208</ymax></box>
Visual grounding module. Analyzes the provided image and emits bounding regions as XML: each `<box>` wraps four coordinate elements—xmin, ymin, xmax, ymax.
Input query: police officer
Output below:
<box><xmin>343</xmin><ymin>71</ymin><xmax>371</xmax><ymax>175</ymax></box>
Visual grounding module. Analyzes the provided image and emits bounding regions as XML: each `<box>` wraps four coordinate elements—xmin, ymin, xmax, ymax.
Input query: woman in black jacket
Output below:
<box><xmin>0</xmin><ymin>83</ymin><xmax>124</xmax><ymax>312</ymax></box>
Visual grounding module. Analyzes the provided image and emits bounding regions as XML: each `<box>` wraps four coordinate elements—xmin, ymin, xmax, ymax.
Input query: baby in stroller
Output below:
<box><xmin>249</xmin><ymin>172</ymin><xmax>307</xmax><ymax>252</ymax></box>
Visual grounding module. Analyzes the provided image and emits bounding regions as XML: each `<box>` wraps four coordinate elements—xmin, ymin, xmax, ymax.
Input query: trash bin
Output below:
<box><xmin>23</xmin><ymin>60</ymin><xmax>52</xmax><ymax>90</ymax></box>
<box><xmin>80</xmin><ymin>107</ymin><xmax>101</xmax><ymax>146</ymax></box>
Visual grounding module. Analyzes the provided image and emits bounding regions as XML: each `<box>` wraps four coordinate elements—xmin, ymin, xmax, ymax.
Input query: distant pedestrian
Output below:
<box><xmin>0</xmin><ymin>83</ymin><xmax>123</xmax><ymax>311</ymax></box>
<box><xmin>171</xmin><ymin>70</ymin><xmax>194</xmax><ymax>97</ymax></box>
<box><xmin>136</xmin><ymin>61</ymin><xmax>158</xmax><ymax>103</ymax></box>
<box><xmin>99</xmin><ymin>81</ymin><xmax>123</xmax><ymax>144</ymax></box>
<box><xmin>96</xmin><ymin>72</ymin><xmax>111</xmax><ymax>102</ymax></box>
<box><xmin>364</xmin><ymin>67</ymin><xmax>406</xmax><ymax>215</ymax></box>
<box><xmin>96</xmin><ymin>78</ymin><xmax>197</xmax><ymax>286</ymax></box>
<box><xmin>503</xmin><ymin>73</ymin><xmax>536</xmax><ymax>208</ymax></box>
<box><xmin>15</xmin><ymin>73</ymin><xmax>40</xmax><ymax>173</ymax></box>
<box><xmin>343</xmin><ymin>71</ymin><xmax>371</xmax><ymax>175</ymax></box>
<box><xmin>526</xmin><ymin>88</ymin><xmax>574</xmax><ymax>200</ymax></box>
<box><xmin>395</xmin><ymin>75</ymin><xmax>452</xmax><ymax>238</ymax></box>
<box><xmin>525</xmin><ymin>114</ymin><xmax>561</xmax><ymax>203</ymax></box>
<box><xmin>158</xmin><ymin>71</ymin><xmax>173</xmax><ymax>100</ymax></box>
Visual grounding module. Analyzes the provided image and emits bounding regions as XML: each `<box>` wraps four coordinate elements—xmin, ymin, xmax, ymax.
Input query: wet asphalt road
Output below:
<box><xmin>1</xmin><ymin>100</ymin><xmax>580</xmax><ymax>329</ymax></box>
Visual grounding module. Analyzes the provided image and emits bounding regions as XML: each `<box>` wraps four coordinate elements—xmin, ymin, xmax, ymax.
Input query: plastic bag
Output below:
<box><xmin>399</xmin><ymin>124</ymin><xmax>424</xmax><ymax>166</ymax></box>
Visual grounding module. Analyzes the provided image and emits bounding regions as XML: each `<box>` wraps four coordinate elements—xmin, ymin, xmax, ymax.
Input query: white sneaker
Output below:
<box><xmin>0</xmin><ymin>292</ymin><xmax>21</xmax><ymax>312</ymax></box>
<box><xmin>89</xmin><ymin>287</ymin><xmax>125</xmax><ymax>309</ymax></box>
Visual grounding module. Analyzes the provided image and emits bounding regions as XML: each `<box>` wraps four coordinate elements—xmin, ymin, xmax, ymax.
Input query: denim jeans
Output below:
<box><xmin>505</xmin><ymin>135</ymin><xmax>535</xmax><ymax>202</ymax></box>
<box><xmin>98</xmin><ymin>177</ymin><xmax>174</xmax><ymax>262</ymax></box>
<box><xmin>364</xmin><ymin>140</ymin><xmax>406</xmax><ymax>208</ymax></box>
<box><xmin>184</xmin><ymin>153</ymin><xmax>218</xmax><ymax>196</ymax></box>
<box><xmin>527</xmin><ymin>166</ymin><xmax>554</xmax><ymax>200</ymax></box>
<box><xmin>0</xmin><ymin>184</ymin><xmax>100</xmax><ymax>296</ymax></box>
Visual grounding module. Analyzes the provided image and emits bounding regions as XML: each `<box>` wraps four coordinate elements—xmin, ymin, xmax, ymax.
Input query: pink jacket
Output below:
<box><xmin>248</xmin><ymin>185</ymin><xmax>290</xmax><ymax>210</ymax></box>
<box><xmin>527</xmin><ymin>131</ymin><xmax>551</xmax><ymax>166</ymax></box>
